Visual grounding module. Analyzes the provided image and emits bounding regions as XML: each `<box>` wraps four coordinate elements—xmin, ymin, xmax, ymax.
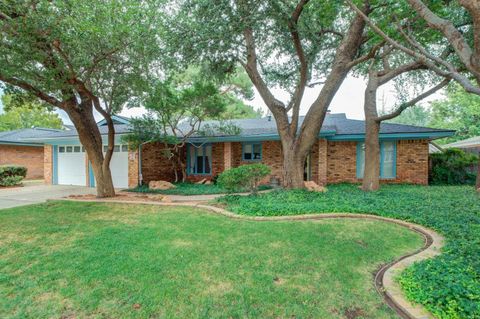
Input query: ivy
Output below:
<box><xmin>218</xmin><ymin>184</ymin><xmax>480</xmax><ymax>318</ymax></box>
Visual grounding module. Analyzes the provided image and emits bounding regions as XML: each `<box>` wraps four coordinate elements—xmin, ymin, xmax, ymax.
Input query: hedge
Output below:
<box><xmin>0</xmin><ymin>165</ymin><xmax>27</xmax><ymax>187</ymax></box>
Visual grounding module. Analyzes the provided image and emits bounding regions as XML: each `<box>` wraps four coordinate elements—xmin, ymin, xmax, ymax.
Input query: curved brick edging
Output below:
<box><xmin>57</xmin><ymin>198</ymin><xmax>444</xmax><ymax>319</ymax></box>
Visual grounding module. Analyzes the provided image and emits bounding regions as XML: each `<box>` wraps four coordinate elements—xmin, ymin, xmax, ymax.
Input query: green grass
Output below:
<box><xmin>0</xmin><ymin>201</ymin><xmax>423</xmax><ymax>319</ymax></box>
<box><xmin>217</xmin><ymin>184</ymin><xmax>480</xmax><ymax>319</ymax></box>
<box><xmin>129</xmin><ymin>182</ymin><xmax>270</xmax><ymax>195</ymax></box>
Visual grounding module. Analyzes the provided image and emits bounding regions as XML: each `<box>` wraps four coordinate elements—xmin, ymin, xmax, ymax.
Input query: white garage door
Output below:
<box><xmin>58</xmin><ymin>145</ymin><xmax>86</xmax><ymax>186</ymax></box>
<box><xmin>103</xmin><ymin>144</ymin><xmax>129</xmax><ymax>189</ymax></box>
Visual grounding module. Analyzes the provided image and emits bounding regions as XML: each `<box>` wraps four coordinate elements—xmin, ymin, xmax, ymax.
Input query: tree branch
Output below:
<box><xmin>407</xmin><ymin>0</ymin><xmax>478</xmax><ymax>77</ymax></box>
<box><xmin>0</xmin><ymin>73</ymin><xmax>64</xmax><ymax>108</ymax></box>
<box><xmin>286</xmin><ymin>0</ymin><xmax>310</xmax><ymax>135</ymax></box>
<box><xmin>376</xmin><ymin>78</ymin><xmax>451</xmax><ymax>122</ymax></box>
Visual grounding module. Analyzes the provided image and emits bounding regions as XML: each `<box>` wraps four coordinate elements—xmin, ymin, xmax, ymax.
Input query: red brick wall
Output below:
<box><xmin>140</xmin><ymin>142</ymin><xmax>179</xmax><ymax>184</ymax></box>
<box><xmin>128</xmin><ymin>148</ymin><xmax>139</xmax><ymax>188</ymax></box>
<box><xmin>230</xmin><ymin>140</ymin><xmax>283</xmax><ymax>183</ymax></box>
<box><xmin>326</xmin><ymin>141</ymin><xmax>358</xmax><ymax>183</ymax></box>
<box><xmin>396</xmin><ymin>140</ymin><xmax>429</xmax><ymax>185</ymax></box>
<box><xmin>134</xmin><ymin>139</ymin><xmax>430</xmax><ymax>186</ymax></box>
<box><xmin>325</xmin><ymin>139</ymin><xmax>429</xmax><ymax>185</ymax></box>
<box><xmin>44</xmin><ymin>145</ymin><xmax>52</xmax><ymax>184</ymax></box>
<box><xmin>0</xmin><ymin>144</ymin><xmax>44</xmax><ymax>179</ymax></box>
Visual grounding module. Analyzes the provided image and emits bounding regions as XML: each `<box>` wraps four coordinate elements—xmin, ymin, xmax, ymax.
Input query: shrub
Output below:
<box><xmin>430</xmin><ymin>148</ymin><xmax>478</xmax><ymax>185</ymax></box>
<box><xmin>0</xmin><ymin>165</ymin><xmax>27</xmax><ymax>179</ymax></box>
<box><xmin>0</xmin><ymin>165</ymin><xmax>27</xmax><ymax>187</ymax></box>
<box><xmin>0</xmin><ymin>175</ymin><xmax>24</xmax><ymax>187</ymax></box>
<box><xmin>217</xmin><ymin>163</ymin><xmax>271</xmax><ymax>194</ymax></box>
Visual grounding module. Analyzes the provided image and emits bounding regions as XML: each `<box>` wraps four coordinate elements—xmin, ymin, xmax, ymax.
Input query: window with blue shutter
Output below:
<box><xmin>356</xmin><ymin>141</ymin><xmax>397</xmax><ymax>179</ymax></box>
<box><xmin>187</xmin><ymin>144</ymin><xmax>212</xmax><ymax>175</ymax></box>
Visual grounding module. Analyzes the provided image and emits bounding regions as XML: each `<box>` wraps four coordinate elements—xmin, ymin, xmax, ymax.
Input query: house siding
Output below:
<box><xmin>133</xmin><ymin>138</ymin><xmax>430</xmax><ymax>187</ymax></box>
<box><xmin>0</xmin><ymin>144</ymin><xmax>44</xmax><ymax>179</ymax></box>
<box><xmin>44</xmin><ymin>145</ymin><xmax>53</xmax><ymax>184</ymax></box>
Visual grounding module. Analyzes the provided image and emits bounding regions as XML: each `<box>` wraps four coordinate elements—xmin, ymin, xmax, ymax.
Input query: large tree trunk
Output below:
<box><xmin>64</xmin><ymin>101</ymin><xmax>115</xmax><ymax>198</ymax></box>
<box><xmin>280</xmin><ymin>136</ymin><xmax>310</xmax><ymax>188</ymax></box>
<box><xmin>362</xmin><ymin>73</ymin><xmax>381</xmax><ymax>191</ymax></box>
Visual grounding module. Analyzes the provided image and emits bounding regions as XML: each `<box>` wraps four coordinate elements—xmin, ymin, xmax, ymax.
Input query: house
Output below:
<box><xmin>22</xmin><ymin>113</ymin><xmax>454</xmax><ymax>189</ymax></box>
<box><xmin>0</xmin><ymin>128</ymin><xmax>64</xmax><ymax>179</ymax></box>
<box><xmin>443</xmin><ymin>136</ymin><xmax>480</xmax><ymax>155</ymax></box>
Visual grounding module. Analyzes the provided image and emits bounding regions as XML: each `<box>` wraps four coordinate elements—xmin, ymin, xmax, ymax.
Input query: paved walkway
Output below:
<box><xmin>0</xmin><ymin>184</ymin><xmax>95</xmax><ymax>209</ymax></box>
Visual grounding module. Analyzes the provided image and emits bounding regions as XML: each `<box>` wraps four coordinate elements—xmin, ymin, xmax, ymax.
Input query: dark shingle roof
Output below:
<box><xmin>18</xmin><ymin>113</ymin><xmax>455</xmax><ymax>142</ymax></box>
<box><xmin>0</xmin><ymin>128</ymin><xmax>65</xmax><ymax>145</ymax></box>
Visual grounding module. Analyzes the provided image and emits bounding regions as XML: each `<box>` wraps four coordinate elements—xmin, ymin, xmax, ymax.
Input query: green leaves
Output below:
<box><xmin>217</xmin><ymin>164</ymin><xmax>271</xmax><ymax>194</ymax></box>
<box><xmin>0</xmin><ymin>94</ymin><xmax>63</xmax><ymax>131</ymax></box>
<box><xmin>218</xmin><ymin>184</ymin><xmax>480</xmax><ymax>318</ymax></box>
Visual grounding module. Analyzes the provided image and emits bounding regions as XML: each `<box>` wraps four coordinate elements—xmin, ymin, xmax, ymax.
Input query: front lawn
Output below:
<box><xmin>218</xmin><ymin>184</ymin><xmax>480</xmax><ymax>319</ymax></box>
<box><xmin>0</xmin><ymin>201</ymin><xmax>422</xmax><ymax>319</ymax></box>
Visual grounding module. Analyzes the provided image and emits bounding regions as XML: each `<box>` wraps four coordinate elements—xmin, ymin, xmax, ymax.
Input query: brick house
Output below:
<box><xmin>0</xmin><ymin>128</ymin><xmax>63</xmax><ymax>179</ymax></box>
<box><xmin>25</xmin><ymin>114</ymin><xmax>454</xmax><ymax>188</ymax></box>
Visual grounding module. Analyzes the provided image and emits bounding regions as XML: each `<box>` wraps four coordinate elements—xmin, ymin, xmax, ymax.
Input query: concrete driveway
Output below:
<box><xmin>0</xmin><ymin>183</ymin><xmax>95</xmax><ymax>209</ymax></box>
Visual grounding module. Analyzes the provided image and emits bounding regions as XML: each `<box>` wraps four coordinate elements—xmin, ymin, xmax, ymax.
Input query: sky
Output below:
<box><xmin>1</xmin><ymin>74</ymin><xmax>443</xmax><ymax>124</ymax></box>
<box><xmin>118</xmin><ymin>74</ymin><xmax>443</xmax><ymax>122</ymax></box>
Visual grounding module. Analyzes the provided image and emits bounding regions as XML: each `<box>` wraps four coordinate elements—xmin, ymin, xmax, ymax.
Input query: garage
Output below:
<box><xmin>57</xmin><ymin>145</ymin><xmax>86</xmax><ymax>186</ymax></box>
<box><xmin>103</xmin><ymin>144</ymin><xmax>129</xmax><ymax>189</ymax></box>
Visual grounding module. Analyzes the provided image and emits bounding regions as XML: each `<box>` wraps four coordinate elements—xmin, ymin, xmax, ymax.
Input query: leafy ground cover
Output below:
<box><xmin>0</xmin><ymin>201</ymin><xmax>423</xmax><ymax>319</ymax></box>
<box><xmin>129</xmin><ymin>182</ymin><xmax>270</xmax><ymax>195</ymax></box>
<box><xmin>217</xmin><ymin>184</ymin><xmax>480</xmax><ymax>319</ymax></box>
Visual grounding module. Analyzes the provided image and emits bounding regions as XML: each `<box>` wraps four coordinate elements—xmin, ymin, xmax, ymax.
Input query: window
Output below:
<box><xmin>82</xmin><ymin>146</ymin><xmax>85</xmax><ymax>152</ymax></box>
<box><xmin>242</xmin><ymin>143</ymin><xmax>262</xmax><ymax>161</ymax></box>
<box><xmin>187</xmin><ymin>144</ymin><xmax>212</xmax><ymax>175</ymax></box>
<box><xmin>59</xmin><ymin>146</ymin><xmax>65</xmax><ymax>153</ymax></box>
<box><xmin>357</xmin><ymin>141</ymin><xmax>397</xmax><ymax>179</ymax></box>
<box><xmin>66</xmin><ymin>146</ymin><xmax>73</xmax><ymax>153</ymax></box>
<box><xmin>74</xmin><ymin>146</ymin><xmax>81</xmax><ymax>153</ymax></box>
<box><xmin>113</xmin><ymin>145</ymin><xmax>120</xmax><ymax>152</ymax></box>
<box><xmin>121</xmin><ymin>145</ymin><xmax>128</xmax><ymax>152</ymax></box>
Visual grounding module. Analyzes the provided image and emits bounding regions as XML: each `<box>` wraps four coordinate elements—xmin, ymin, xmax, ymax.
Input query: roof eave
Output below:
<box><xmin>328</xmin><ymin>131</ymin><xmax>456</xmax><ymax>141</ymax></box>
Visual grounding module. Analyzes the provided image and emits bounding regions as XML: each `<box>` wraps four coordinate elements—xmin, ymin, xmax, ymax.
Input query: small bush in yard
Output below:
<box><xmin>217</xmin><ymin>164</ymin><xmax>270</xmax><ymax>194</ymax></box>
<box><xmin>430</xmin><ymin>148</ymin><xmax>478</xmax><ymax>185</ymax></box>
<box><xmin>0</xmin><ymin>165</ymin><xmax>27</xmax><ymax>187</ymax></box>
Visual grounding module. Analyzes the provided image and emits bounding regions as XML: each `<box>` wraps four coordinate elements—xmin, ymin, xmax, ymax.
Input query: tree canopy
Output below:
<box><xmin>0</xmin><ymin>94</ymin><xmax>63</xmax><ymax>131</ymax></box>
<box><xmin>429</xmin><ymin>84</ymin><xmax>480</xmax><ymax>143</ymax></box>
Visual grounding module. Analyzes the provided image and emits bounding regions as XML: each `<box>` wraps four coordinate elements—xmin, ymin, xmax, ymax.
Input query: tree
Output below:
<box><xmin>386</xmin><ymin>105</ymin><xmax>431</xmax><ymax>127</ymax></box>
<box><xmin>124</xmin><ymin>74</ymin><xmax>241</xmax><ymax>182</ymax></box>
<box><xmin>167</xmin><ymin>0</ymin><xmax>382</xmax><ymax>188</ymax></box>
<box><xmin>0</xmin><ymin>94</ymin><xmax>63</xmax><ymax>131</ymax></box>
<box><xmin>347</xmin><ymin>0</ymin><xmax>480</xmax><ymax>191</ymax></box>
<box><xmin>429</xmin><ymin>84</ymin><xmax>480</xmax><ymax>144</ymax></box>
<box><xmin>0</xmin><ymin>0</ymin><xmax>160</xmax><ymax>197</ymax></box>
<box><xmin>361</xmin><ymin>50</ymin><xmax>448</xmax><ymax>190</ymax></box>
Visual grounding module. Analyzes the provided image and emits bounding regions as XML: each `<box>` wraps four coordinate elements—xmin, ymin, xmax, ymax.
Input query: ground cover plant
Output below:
<box><xmin>217</xmin><ymin>184</ymin><xmax>480</xmax><ymax>319</ymax></box>
<box><xmin>129</xmin><ymin>182</ymin><xmax>271</xmax><ymax>196</ymax></box>
<box><xmin>0</xmin><ymin>201</ymin><xmax>423</xmax><ymax>319</ymax></box>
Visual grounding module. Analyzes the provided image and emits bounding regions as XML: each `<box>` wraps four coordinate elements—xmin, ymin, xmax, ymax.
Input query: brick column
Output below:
<box><xmin>317</xmin><ymin>139</ymin><xmax>327</xmax><ymax>185</ymax></box>
<box><xmin>43</xmin><ymin>145</ymin><xmax>53</xmax><ymax>185</ymax></box>
<box><xmin>224</xmin><ymin>142</ymin><xmax>232</xmax><ymax>170</ymax></box>
<box><xmin>128</xmin><ymin>148</ymin><xmax>139</xmax><ymax>188</ymax></box>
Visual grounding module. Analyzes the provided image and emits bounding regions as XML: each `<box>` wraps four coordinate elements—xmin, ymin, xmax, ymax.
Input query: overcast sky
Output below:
<box><xmin>1</xmin><ymin>74</ymin><xmax>443</xmax><ymax>125</ymax></box>
<box><xmin>118</xmin><ymin>74</ymin><xmax>443</xmax><ymax>122</ymax></box>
